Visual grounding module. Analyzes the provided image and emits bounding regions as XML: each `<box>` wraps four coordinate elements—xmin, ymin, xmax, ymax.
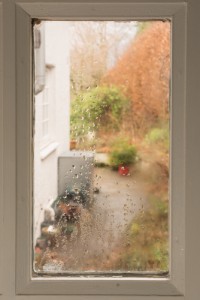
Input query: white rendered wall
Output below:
<box><xmin>34</xmin><ymin>21</ymin><xmax>70</xmax><ymax>242</ymax></box>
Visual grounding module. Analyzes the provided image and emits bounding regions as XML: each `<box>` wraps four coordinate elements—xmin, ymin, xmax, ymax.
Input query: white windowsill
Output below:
<box><xmin>40</xmin><ymin>142</ymin><xmax>58</xmax><ymax>160</ymax></box>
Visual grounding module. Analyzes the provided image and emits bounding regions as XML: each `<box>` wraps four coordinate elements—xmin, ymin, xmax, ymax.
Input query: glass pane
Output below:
<box><xmin>33</xmin><ymin>20</ymin><xmax>170</xmax><ymax>275</ymax></box>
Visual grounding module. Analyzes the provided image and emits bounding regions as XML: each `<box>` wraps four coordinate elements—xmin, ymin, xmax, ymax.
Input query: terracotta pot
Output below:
<box><xmin>70</xmin><ymin>140</ymin><xmax>77</xmax><ymax>150</ymax></box>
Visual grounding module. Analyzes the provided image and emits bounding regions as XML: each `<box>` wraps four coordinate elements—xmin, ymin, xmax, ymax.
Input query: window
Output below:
<box><xmin>0</xmin><ymin>2</ymin><xmax>2</xmax><ymax>293</ymax></box>
<box><xmin>33</xmin><ymin>20</ymin><xmax>171</xmax><ymax>276</ymax></box>
<box><xmin>1</xmin><ymin>0</ymin><xmax>200</xmax><ymax>299</ymax></box>
<box><xmin>16</xmin><ymin>2</ymin><xmax>186</xmax><ymax>295</ymax></box>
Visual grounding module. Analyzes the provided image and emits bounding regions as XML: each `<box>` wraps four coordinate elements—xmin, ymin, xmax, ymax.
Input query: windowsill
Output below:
<box><xmin>40</xmin><ymin>142</ymin><xmax>58</xmax><ymax>160</ymax></box>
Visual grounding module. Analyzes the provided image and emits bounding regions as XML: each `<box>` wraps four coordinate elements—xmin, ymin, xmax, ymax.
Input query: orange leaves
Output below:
<box><xmin>103</xmin><ymin>21</ymin><xmax>171</xmax><ymax>134</ymax></box>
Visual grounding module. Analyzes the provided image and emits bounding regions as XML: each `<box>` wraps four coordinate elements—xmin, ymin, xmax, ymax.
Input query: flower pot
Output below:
<box><xmin>70</xmin><ymin>140</ymin><xmax>77</xmax><ymax>150</ymax></box>
<box><xmin>118</xmin><ymin>164</ymin><xmax>129</xmax><ymax>176</ymax></box>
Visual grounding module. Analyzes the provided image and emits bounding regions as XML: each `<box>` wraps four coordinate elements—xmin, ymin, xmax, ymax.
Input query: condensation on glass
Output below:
<box><xmin>33</xmin><ymin>20</ymin><xmax>171</xmax><ymax>275</ymax></box>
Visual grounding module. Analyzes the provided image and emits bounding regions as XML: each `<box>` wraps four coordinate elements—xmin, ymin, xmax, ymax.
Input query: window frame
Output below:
<box><xmin>5</xmin><ymin>0</ymin><xmax>200</xmax><ymax>299</ymax></box>
<box><xmin>0</xmin><ymin>2</ymin><xmax>2</xmax><ymax>294</ymax></box>
<box><xmin>14</xmin><ymin>1</ymin><xmax>186</xmax><ymax>297</ymax></box>
<box><xmin>40</xmin><ymin>66</ymin><xmax>56</xmax><ymax>149</ymax></box>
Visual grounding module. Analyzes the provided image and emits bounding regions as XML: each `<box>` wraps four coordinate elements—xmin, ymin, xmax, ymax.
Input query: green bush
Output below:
<box><xmin>117</xmin><ymin>195</ymin><xmax>169</xmax><ymax>271</ymax></box>
<box><xmin>70</xmin><ymin>85</ymin><xmax>130</xmax><ymax>139</ymax></box>
<box><xmin>149</xmin><ymin>196</ymin><xmax>168</xmax><ymax>219</ymax></box>
<box><xmin>109</xmin><ymin>138</ymin><xmax>137</xmax><ymax>169</ymax></box>
<box><xmin>145</xmin><ymin>126</ymin><xmax>169</xmax><ymax>149</ymax></box>
<box><xmin>130</xmin><ymin>222</ymin><xmax>140</xmax><ymax>237</ymax></box>
<box><xmin>150</xmin><ymin>242</ymin><xmax>168</xmax><ymax>270</ymax></box>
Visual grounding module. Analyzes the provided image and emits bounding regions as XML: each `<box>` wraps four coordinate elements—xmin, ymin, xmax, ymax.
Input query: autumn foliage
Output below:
<box><xmin>103</xmin><ymin>21</ymin><xmax>170</xmax><ymax>135</ymax></box>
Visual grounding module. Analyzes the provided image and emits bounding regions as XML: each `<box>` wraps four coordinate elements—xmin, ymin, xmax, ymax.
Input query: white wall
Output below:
<box><xmin>34</xmin><ymin>21</ymin><xmax>70</xmax><ymax>242</ymax></box>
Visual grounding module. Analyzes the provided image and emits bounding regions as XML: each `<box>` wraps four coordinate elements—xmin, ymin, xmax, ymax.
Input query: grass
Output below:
<box><xmin>102</xmin><ymin>131</ymin><xmax>170</xmax><ymax>272</ymax></box>
<box><xmin>144</xmin><ymin>125</ymin><xmax>169</xmax><ymax>151</ymax></box>
<box><xmin>111</xmin><ymin>194</ymin><xmax>169</xmax><ymax>272</ymax></box>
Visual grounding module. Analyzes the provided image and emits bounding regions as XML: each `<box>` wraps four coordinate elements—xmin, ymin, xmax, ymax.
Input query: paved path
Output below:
<box><xmin>87</xmin><ymin>167</ymin><xmax>145</xmax><ymax>255</ymax></box>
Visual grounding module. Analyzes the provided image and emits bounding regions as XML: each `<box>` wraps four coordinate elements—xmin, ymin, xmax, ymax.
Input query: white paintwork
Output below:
<box><xmin>40</xmin><ymin>142</ymin><xmax>58</xmax><ymax>160</ymax></box>
<box><xmin>58</xmin><ymin>151</ymin><xmax>94</xmax><ymax>197</ymax></box>
<box><xmin>15</xmin><ymin>1</ymin><xmax>186</xmax><ymax>297</ymax></box>
<box><xmin>34</xmin><ymin>21</ymin><xmax>70</xmax><ymax>242</ymax></box>
<box><xmin>1</xmin><ymin>0</ymin><xmax>200</xmax><ymax>299</ymax></box>
<box><xmin>0</xmin><ymin>2</ymin><xmax>2</xmax><ymax>295</ymax></box>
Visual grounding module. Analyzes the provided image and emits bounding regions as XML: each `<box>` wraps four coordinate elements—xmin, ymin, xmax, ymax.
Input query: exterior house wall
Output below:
<box><xmin>34</xmin><ymin>21</ymin><xmax>70</xmax><ymax>242</ymax></box>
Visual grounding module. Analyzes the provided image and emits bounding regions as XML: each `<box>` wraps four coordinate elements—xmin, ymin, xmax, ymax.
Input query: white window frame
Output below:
<box><xmin>2</xmin><ymin>0</ymin><xmax>200</xmax><ymax>299</ymax></box>
<box><xmin>39</xmin><ymin>64</ymin><xmax>58</xmax><ymax>159</ymax></box>
<box><xmin>0</xmin><ymin>2</ymin><xmax>2</xmax><ymax>295</ymax></box>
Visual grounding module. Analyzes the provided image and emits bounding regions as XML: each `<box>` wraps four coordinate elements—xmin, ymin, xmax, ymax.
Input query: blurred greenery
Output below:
<box><xmin>149</xmin><ymin>195</ymin><xmax>168</xmax><ymax>219</ymax></box>
<box><xmin>109</xmin><ymin>137</ymin><xmax>138</xmax><ymax>169</ymax></box>
<box><xmin>70</xmin><ymin>85</ymin><xmax>130</xmax><ymax>140</ymax></box>
<box><xmin>136</xmin><ymin>21</ymin><xmax>152</xmax><ymax>35</ymax></box>
<box><xmin>116</xmin><ymin>195</ymin><xmax>169</xmax><ymax>271</ymax></box>
<box><xmin>145</xmin><ymin>125</ymin><xmax>169</xmax><ymax>150</ymax></box>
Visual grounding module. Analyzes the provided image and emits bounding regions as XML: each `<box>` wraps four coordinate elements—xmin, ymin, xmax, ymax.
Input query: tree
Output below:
<box><xmin>70</xmin><ymin>21</ymin><xmax>137</xmax><ymax>96</ymax></box>
<box><xmin>103</xmin><ymin>21</ymin><xmax>170</xmax><ymax>135</ymax></box>
<box><xmin>70</xmin><ymin>85</ymin><xmax>130</xmax><ymax>143</ymax></box>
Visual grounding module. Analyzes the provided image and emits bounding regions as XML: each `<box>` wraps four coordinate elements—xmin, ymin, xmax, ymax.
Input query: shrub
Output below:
<box><xmin>109</xmin><ymin>138</ymin><xmax>137</xmax><ymax>169</ymax></box>
<box><xmin>130</xmin><ymin>222</ymin><xmax>140</xmax><ymax>237</ymax></box>
<box><xmin>117</xmin><ymin>195</ymin><xmax>169</xmax><ymax>271</ymax></box>
<box><xmin>149</xmin><ymin>195</ymin><xmax>168</xmax><ymax>219</ymax></box>
<box><xmin>70</xmin><ymin>85</ymin><xmax>130</xmax><ymax>139</ymax></box>
<box><xmin>145</xmin><ymin>126</ymin><xmax>169</xmax><ymax>149</ymax></box>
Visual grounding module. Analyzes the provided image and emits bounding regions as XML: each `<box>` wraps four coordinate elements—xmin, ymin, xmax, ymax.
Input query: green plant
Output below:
<box><xmin>145</xmin><ymin>126</ymin><xmax>169</xmax><ymax>149</ymax></box>
<box><xmin>70</xmin><ymin>85</ymin><xmax>130</xmax><ymax>139</ymax></box>
<box><xmin>150</xmin><ymin>242</ymin><xmax>168</xmax><ymax>270</ymax></box>
<box><xmin>109</xmin><ymin>138</ymin><xmax>137</xmax><ymax>169</ymax></box>
<box><xmin>130</xmin><ymin>222</ymin><xmax>140</xmax><ymax>237</ymax></box>
<box><xmin>149</xmin><ymin>195</ymin><xmax>168</xmax><ymax>219</ymax></box>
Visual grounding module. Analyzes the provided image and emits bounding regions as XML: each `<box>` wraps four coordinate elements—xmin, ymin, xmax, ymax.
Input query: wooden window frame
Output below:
<box><xmin>2</xmin><ymin>0</ymin><xmax>200</xmax><ymax>299</ymax></box>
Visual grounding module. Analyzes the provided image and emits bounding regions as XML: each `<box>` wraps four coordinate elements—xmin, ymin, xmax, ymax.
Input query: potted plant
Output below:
<box><xmin>70</xmin><ymin>139</ymin><xmax>77</xmax><ymax>150</ymax></box>
<box><xmin>109</xmin><ymin>138</ymin><xmax>137</xmax><ymax>175</ymax></box>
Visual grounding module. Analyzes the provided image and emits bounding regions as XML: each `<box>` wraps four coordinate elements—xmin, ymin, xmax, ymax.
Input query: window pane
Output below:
<box><xmin>33</xmin><ymin>20</ymin><xmax>170</xmax><ymax>275</ymax></box>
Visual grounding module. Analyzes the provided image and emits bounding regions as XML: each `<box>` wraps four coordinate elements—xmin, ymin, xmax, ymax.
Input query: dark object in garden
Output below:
<box><xmin>52</xmin><ymin>186</ymin><xmax>89</xmax><ymax>209</ymax></box>
<box><xmin>55</xmin><ymin>201</ymin><xmax>81</xmax><ymax>241</ymax></box>
<box><xmin>35</xmin><ymin>188</ymin><xmax>86</xmax><ymax>251</ymax></box>
<box><xmin>93</xmin><ymin>187</ymin><xmax>100</xmax><ymax>194</ymax></box>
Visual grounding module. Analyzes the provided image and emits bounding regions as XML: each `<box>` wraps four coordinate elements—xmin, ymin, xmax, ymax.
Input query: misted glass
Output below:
<box><xmin>33</xmin><ymin>20</ymin><xmax>170</xmax><ymax>275</ymax></box>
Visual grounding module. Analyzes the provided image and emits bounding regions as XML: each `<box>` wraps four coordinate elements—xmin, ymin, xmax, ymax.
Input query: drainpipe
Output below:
<box><xmin>34</xmin><ymin>22</ymin><xmax>45</xmax><ymax>95</ymax></box>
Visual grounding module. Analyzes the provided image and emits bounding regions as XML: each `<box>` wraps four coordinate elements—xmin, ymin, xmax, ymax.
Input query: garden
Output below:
<box><xmin>35</xmin><ymin>20</ymin><xmax>170</xmax><ymax>273</ymax></box>
<box><xmin>68</xmin><ymin>20</ymin><xmax>170</xmax><ymax>272</ymax></box>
